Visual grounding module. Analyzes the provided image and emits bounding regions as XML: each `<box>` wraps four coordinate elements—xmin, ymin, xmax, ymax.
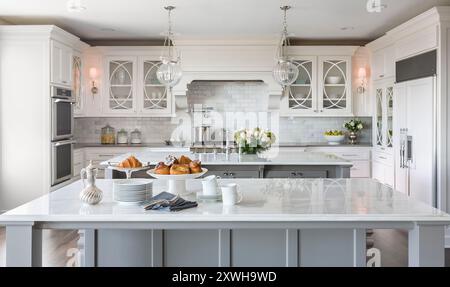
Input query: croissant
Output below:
<box><xmin>118</xmin><ymin>156</ymin><xmax>142</xmax><ymax>168</ymax></box>
<box><xmin>170</xmin><ymin>164</ymin><xmax>191</xmax><ymax>175</ymax></box>
<box><xmin>189</xmin><ymin>160</ymin><xmax>202</xmax><ymax>173</ymax></box>
<box><xmin>178</xmin><ymin>155</ymin><xmax>192</xmax><ymax>165</ymax></box>
<box><xmin>155</xmin><ymin>162</ymin><xmax>170</xmax><ymax>175</ymax></box>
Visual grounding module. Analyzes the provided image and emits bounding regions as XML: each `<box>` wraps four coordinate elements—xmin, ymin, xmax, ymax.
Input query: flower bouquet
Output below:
<box><xmin>343</xmin><ymin>119</ymin><xmax>364</xmax><ymax>144</ymax></box>
<box><xmin>234</xmin><ymin>128</ymin><xmax>276</xmax><ymax>154</ymax></box>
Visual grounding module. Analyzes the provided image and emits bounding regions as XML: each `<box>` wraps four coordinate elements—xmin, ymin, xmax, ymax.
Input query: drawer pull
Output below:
<box><xmin>379</xmin><ymin>156</ymin><xmax>387</xmax><ymax>160</ymax></box>
<box><xmin>341</xmin><ymin>154</ymin><xmax>359</xmax><ymax>157</ymax></box>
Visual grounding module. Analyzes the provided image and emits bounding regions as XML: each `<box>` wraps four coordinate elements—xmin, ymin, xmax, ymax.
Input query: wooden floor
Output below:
<box><xmin>0</xmin><ymin>227</ymin><xmax>448</xmax><ymax>267</ymax></box>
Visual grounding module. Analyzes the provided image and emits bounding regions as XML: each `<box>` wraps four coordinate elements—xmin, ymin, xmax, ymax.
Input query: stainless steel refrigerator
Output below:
<box><xmin>394</xmin><ymin>76</ymin><xmax>436</xmax><ymax>206</ymax></box>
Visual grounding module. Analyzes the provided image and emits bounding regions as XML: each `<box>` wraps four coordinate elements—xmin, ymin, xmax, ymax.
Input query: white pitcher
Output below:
<box><xmin>80</xmin><ymin>161</ymin><xmax>103</xmax><ymax>205</ymax></box>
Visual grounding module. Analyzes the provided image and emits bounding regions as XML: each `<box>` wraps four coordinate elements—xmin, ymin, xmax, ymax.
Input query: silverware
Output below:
<box><xmin>143</xmin><ymin>195</ymin><xmax>180</xmax><ymax>209</ymax></box>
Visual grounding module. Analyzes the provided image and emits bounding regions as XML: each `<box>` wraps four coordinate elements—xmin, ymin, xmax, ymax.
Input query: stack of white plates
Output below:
<box><xmin>113</xmin><ymin>179</ymin><xmax>153</xmax><ymax>204</ymax></box>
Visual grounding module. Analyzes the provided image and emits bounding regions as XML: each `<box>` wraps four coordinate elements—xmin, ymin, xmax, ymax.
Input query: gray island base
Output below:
<box><xmin>104</xmin><ymin>151</ymin><xmax>353</xmax><ymax>179</ymax></box>
<box><xmin>1</xmin><ymin>179</ymin><xmax>449</xmax><ymax>267</ymax></box>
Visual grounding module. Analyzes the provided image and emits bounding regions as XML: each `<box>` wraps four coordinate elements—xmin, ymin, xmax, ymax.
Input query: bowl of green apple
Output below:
<box><xmin>324</xmin><ymin>130</ymin><xmax>345</xmax><ymax>145</ymax></box>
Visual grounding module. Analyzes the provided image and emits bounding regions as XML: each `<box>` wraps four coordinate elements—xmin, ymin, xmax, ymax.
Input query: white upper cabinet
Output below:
<box><xmin>372</xmin><ymin>45</ymin><xmax>395</xmax><ymax>81</ymax></box>
<box><xmin>72</xmin><ymin>52</ymin><xmax>83</xmax><ymax>115</ymax></box>
<box><xmin>51</xmin><ymin>40</ymin><xmax>73</xmax><ymax>87</ymax></box>
<box><xmin>318</xmin><ymin>56</ymin><xmax>352</xmax><ymax>115</ymax></box>
<box><xmin>281</xmin><ymin>57</ymin><xmax>317</xmax><ymax>115</ymax></box>
<box><xmin>104</xmin><ymin>56</ymin><xmax>137</xmax><ymax>114</ymax></box>
<box><xmin>281</xmin><ymin>55</ymin><xmax>353</xmax><ymax>116</ymax></box>
<box><xmin>139</xmin><ymin>58</ymin><xmax>172</xmax><ymax>116</ymax></box>
<box><xmin>373</xmin><ymin>79</ymin><xmax>394</xmax><ymax>153</ymax></box>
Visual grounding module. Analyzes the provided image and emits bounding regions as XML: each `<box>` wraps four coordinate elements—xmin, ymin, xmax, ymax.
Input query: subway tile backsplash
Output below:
<box><xmin>75</xmin><ymin>116</ymin><xmax>372</xmax><ymax>145</ymax></box>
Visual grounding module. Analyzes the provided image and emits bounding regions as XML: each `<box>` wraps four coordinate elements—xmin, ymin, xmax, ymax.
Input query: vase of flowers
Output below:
<box><xmin>234</xmin><ymin>128</ymin><xmax>276</xmax><ymax>155</ymax></box>
<box><xmin>343</xmin><ymin>119</ymin><xmax>364</xmax><ymax>144</ymax></box>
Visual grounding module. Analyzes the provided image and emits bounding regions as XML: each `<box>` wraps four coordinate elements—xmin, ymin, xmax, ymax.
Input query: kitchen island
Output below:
<box><xmin>1</xmin><ymin>178</ymin><xmax>449</xmax><ymax>267</ymax></box>
<box><xmin>103</xmin><ymin>150</ymin><xmax>353</xmax><ymax>179</ymax></box>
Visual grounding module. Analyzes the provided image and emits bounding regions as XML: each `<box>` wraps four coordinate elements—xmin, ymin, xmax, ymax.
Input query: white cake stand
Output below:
<box><xmin>147</xmin><ymin>168</ymin><xmax>208</xmax><ymax>195</ymax></box>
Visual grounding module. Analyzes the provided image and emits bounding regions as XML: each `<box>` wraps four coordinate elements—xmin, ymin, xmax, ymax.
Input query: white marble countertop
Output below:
<box><xmin>1</xmin><ymin>179</ymin><xmax>449</xmax><ymax>223</ymax></box>
<box><xmin>101</xmin><ymin>150</ymin><xmax>353</xmax><ymax>166</ymax></box>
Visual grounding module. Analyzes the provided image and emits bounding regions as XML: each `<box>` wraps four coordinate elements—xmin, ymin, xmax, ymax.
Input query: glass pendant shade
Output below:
<box><xmin>156</xmin><ymin>60</ymin><xmax>183</xmax><ymax>87</ymax></box>
<box><xmin>273</xmin><ymin>59</ymin><xmax>299</xmax><ymax>87</ymax></box>
<box><xmin>157</xmin><ymin>6</ymin><xmax>182</xmax><ymax>88</ymax></box>
<box><xmin>272</xmin><ymin>6</ymin><xmax>298</xmax><ymax>88</ymax></box>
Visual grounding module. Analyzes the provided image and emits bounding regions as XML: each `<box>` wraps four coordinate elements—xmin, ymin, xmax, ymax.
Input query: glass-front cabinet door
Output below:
<box><xmin>104</xmin><ymin>56</ymin><xmax>136</xmax><ymax>114</ymax></box>
<box><xmin>318</xmin><ymin>56</ymin><xmax>352</xmax><ymax>115</ymax></box>
<box><xmin>375</xmin><ymin>86</ymin><xmax>384</xmax><ymax>147</ymax></box>
<box><xmin>386</xmin><ymin>86</ymin><xmax>394</xmax><ymax>148</ymax></box>
<box><xmin>282</xmin><ymin>57</ymin><xmax>317</xmax><ymax>115</ymax></box>
<box><xmin>374</xmin><ymin>80</ymin><xmax>395</xmax><ymax>151</ymax></box>
<box><xmin>72</xmin><ymin>54</ymin><xmax>83</xmax><ymax>115</ymax></box>
<box><xmin>140</xmin><ymin>59</ymin><xmax>172</xmax><ymax>115</ymax></box>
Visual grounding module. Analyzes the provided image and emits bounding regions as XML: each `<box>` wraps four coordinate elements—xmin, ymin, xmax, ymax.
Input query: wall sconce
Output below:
<box><xmin>89</xmin><ymin>67</ymin><xmax>99</xmax><ymax>97</ymax></box>
<box><xmin>357</xmin><ymin>67</ymin><xmax>367</xmax><ymax>95</ymax></box>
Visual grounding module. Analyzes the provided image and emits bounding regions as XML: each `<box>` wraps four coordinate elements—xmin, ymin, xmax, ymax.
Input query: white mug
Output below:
<box><xmin>201</xmin><ymin>175</ymin><xmax>220</xmax><ymax>196</ymax></box>
<box><xmin>221</xmin><ymin>183</ymin><xmax>243</xmax><ymax>206</ymax></box>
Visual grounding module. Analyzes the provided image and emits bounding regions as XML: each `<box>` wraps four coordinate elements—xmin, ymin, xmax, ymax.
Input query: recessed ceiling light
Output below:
<box><xmin>100</xmin><ymin>28</ymin><xmax>116</xmax><ymax>32</ymax></box>
<box><xmin>67</xmin><ymin>0</ymin><xmax>86</xmax><ymax>13</ymax></box>
<box><xmin>366</xmin><ymin>0</ymin><xmax>387</xmax><ymax>13</ymax></box>
<box><xmin>340</xmin><ymin>27</ymin><xmax>355</xmax><ymax>31</ymax></box>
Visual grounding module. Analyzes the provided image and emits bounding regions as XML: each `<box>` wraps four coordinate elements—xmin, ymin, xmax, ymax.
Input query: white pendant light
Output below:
<box><xmin>273</xmin><ymin>6</ymin><xmax>299</xmax><ymax>88</ymax></box>
<box><xmin>157</xmin><ymin>6</ymin><xmax>183</xmax><ymax>88</ymax></box>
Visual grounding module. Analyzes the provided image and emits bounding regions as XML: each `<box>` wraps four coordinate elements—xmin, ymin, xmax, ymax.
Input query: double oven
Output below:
<box><xmin>51</xmin><ymin>86</ymin><xmax>76</xmax><ymax>186</ymax></box>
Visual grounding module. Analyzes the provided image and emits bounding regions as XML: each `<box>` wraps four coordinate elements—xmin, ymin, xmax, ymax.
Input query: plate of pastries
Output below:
<box><xmin>108</xmin><ymin>155</ymin><xmax>150</xmax><ymax>171</ymax></box>
<box><xmin>147</xmin><ymin>155</ymin><xmax>207</xmax><ymax>179</ymax></box>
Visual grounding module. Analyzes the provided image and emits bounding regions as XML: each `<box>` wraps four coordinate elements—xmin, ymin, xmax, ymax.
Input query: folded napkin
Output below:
<box><xmin>141</xmin><ymin>192</ymin><xmax>198</xmax><ymax>212</ymax></box>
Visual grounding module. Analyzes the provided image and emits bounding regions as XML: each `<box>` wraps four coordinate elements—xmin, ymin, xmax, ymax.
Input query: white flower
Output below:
<box><xmin>357</xmin><ymin>124</ymin><xmax>363</xmax><ymax>130</ymax></box>
<box><xmin>350</xmin><ymin>121</ymin><xmax>355</xmax><ymax>127</ymax></box>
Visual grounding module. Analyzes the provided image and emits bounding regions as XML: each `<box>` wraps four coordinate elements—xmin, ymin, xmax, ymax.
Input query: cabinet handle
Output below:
<box><xmin>379</xmin><ymin>75</ymin><xmax>385</xmax><ymax>78</ymax></box>
<box><xmin>342</xmin><ymin>154</ymin><xmax>358</xmax><ymax>157</ymax></box>
<box><xmin>290</xmin><ymin>172</ymin><xmax>297</xmax><ymax>178</ymax></box>
<box><xmin>223</xmin><ymin>172</ymin><xmax>229</xmax><ymax>176</ymax></box>
<box><xmin>379</xmin><ymin>156</ymin><xmax>387</xmax><ymax>160</ymax></box>
<box><xmin>228</xmin><ymin>173</ymin><xmax>235</xmax><ymax>178</ymax></box>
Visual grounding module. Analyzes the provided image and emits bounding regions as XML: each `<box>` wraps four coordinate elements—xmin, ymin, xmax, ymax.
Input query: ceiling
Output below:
<box><xmin>1</xmin><ymin>0</ymin><xmax>449</xmax><ymax>42</ymax></box>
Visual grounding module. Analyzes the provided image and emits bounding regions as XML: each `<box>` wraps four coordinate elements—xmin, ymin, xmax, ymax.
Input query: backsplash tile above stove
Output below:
<box><xmin>74</xmin><ymin>116</ymin><xmax>372</xmax><ymax>145</ymax></box>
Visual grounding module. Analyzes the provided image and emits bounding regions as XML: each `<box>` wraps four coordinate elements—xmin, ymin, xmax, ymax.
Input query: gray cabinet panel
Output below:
<box><xmin>164</xmin><ymin>230</ymin><xmax>220</xmax><ymax>267</ymax></box>
<box><xmin>231</xmin><ymin>229</ymin><xmax>287</xmax><ymax>267</ymax></box>
<box><xmin>264</xmin><ymin>165</ymin><xmax>329</xmax><ymax>178</ymax></box>
<box><xmin>97</xmin><ymin>230</ymin><xmax>152</xmax><ymax>267</ymax></box>
<box><xmin>204</xmin><ymin>165</ymin><xmax>262</xmax><ymax>179</ymax></box>
<box><xmin>299</xmin><ymin>229</ymin><xmax>356</xmax><ymax>267</ymax></box>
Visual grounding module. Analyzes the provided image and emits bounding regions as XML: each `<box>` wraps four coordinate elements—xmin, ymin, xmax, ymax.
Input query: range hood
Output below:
<box><xmin>175</xmin><ymin>79</ymin><xmax>282</xmax><ymax>111</ymax></box>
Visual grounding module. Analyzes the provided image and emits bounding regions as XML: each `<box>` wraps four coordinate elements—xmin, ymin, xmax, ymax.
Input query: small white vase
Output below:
<box><xmin>80</xmin><ymin>161</ymin><xmax>103</xmax><ymax>205</ymax></box>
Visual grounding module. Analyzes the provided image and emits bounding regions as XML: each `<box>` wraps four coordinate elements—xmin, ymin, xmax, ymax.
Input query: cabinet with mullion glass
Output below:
<box><xmin>318</xmin><ymin>56</ymin><xmax>352</xmax><ymax>115</ymax></box>
<box><xmin>281</xmin><ymin>57</ymin><xmax>317</xmax><ymax>115</ymax></box>
<box><xmin>140</xmin><ymin>59</ymin><xmax>172</xmax><ymax>115</ymax></box>
<box><xmin>374</xmin><ymin>80</ymin><xmax>394</xmax><ymax>152</ymax></box>
<box><xmin>104</xmin><ymin>56</ymin><xmax>137</xmax><ymax>114</ymax></box>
